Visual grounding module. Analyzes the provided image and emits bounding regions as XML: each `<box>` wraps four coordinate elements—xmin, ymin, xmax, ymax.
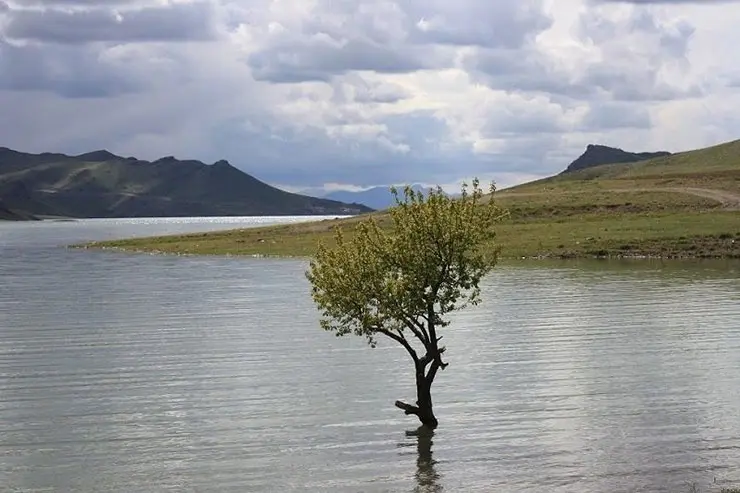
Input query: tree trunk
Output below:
<box><xmin>395</xmin><ymin>361</ymin><xmax>439</xmax><ymax>429</ymax></box>
<box><xmin>415</xmin><ymin>368</ymin><xmax>438</xmax><ymax>429</ymax></box>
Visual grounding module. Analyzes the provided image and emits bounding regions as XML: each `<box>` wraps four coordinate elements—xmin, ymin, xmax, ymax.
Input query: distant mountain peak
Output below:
<box><xmin>563</xmin><ymin>144</ymin><xmax>671</xmax><ymax>174</ymax></box>
<box><xmin>75</xmin><ymin>150</ymin><xmax>123</xmax><ymax>161</ymax></box>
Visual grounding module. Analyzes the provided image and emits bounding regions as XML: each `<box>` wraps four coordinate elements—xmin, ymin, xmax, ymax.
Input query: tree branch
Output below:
<box><xmin>426</xmin><ymin>302</ymin><xmax>449</xmax><ymax>370</ymax></box>
<box><xmin>400</xmin><ymin>312</ymin><xmax>430</xmax><ymax>347</ymax></box>
<box><xmin>381</xmin><ymin>270</ymin><xmax>431</xmax><ymax>347</ymax></box>
<box><xmin>394</xmin><ymin>400</ymin><xmax>421</xmax><ymax>416</ymax></box>
<box><xmin>376</xmin><ymin>327</ymin><xmax>419</xmax><ymax>364</ymax></box>
<box><xmin>362</xmin><ymin>228</ymin><xmax>431</xmax><ymax>348</ymax></box>
<box><xmin>419</xmin><ymin>352</ymin><xmax>433</xmax><ymax>368</ymax></box>
<box><xmin>425</xmin><ymin>360</ymin><xmax>441</xmax><ymax>385</ymax></box>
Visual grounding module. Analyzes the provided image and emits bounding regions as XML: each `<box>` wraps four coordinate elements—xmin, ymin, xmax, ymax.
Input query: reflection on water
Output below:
<box><xmin>397</xmin><ymin>427</ymin><xmax>443</xmax><ymax>493</ymax></box>
<box><xmin>0</xmin><ymin>219</ymin><xmax>739</xmax><ymax>492</ymax></box>
<box><xmin>410</xmin><ymin>427</ymin><xmax>442</xmax><ymax>493</ymax></box>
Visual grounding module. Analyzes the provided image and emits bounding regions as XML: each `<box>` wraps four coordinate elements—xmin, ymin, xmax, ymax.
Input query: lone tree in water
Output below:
<box><xmin>306</xmin><ymin>179</ymin><xmax>505</xmax><ymax>429</ymax></box>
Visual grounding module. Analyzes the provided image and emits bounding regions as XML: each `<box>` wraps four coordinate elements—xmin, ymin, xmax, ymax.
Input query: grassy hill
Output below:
<box><xmin>0</xmin><ymin>147</ymin><xmax>372</xmax><ymax>218</ymax></box>
<box><xmin>82</xmin><ymin>139</ymin><xmax>740</xmax><ymax>259</ymax></box>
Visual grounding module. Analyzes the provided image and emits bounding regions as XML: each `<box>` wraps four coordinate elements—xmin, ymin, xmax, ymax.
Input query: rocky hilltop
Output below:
<box><xmin>563</xmin><ymin>144</ymin><xmax>671</xmax><ymax>174</ymax></box>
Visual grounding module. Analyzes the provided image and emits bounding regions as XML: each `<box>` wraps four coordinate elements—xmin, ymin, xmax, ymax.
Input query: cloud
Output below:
<box><xmin>246</xmin><ymin>0</ymin><xmax>551</xmax><ymax>84</ymax></box>
<box><xmin>579</xmin><ymin>14</ymin><xmax>700</xmax><ymax>101</ymax></box>
<box><xmin>596</xmin><ymin>0</ymin><xmax>738</xmax><ymax>3</ymax></box>
<box><xmin>407</xmin><ymin>0</ymin><xmax>552</xmax><ymax>48</ymax></box>
<box><xmin>4</xmin><ymin>2</ymin><xmax>217</xmax><ymax>43</ymax></box>
<box><xmin>11</xmin><ymin>1</ymin><xmax>138</xmax><ymax>4</ymax></box>
<box><xmin>248</xmin><ymin>39</ymin><xmax>429</xmax><ymax>83</ymax></box>
<box><xmin>466</xmin><ymin>3</ymin><xmax>700</xmax><ymax>103</ymax></box>
<box><xmin>0</xmin><ymin>0</ymin><xmax>739</xmax><ymax>191</ymax></box>
<box><xmin>0</xmin><ymin>40</ymin><xmax>142</xmax><ymax>97</ymax></box>
<box><xmin>245</xmin><ymin>1</ymin><xmax>430</xmax><ymax>82</ymax></box>
<box><xmin>580</xmin><ymin>102</ymin><xmax>652</xmax><ymax>130</ymax></box>
<box><xmin>342</xmin><ymin>79</ymin><xmax>408</xmax><ymax>104</ymax></box>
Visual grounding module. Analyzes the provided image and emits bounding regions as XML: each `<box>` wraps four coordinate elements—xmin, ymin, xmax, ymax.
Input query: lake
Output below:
<box><xmin>1</xmin><ymin>217</ymin><xmax>739</xmax><ymax>492</ymax></box>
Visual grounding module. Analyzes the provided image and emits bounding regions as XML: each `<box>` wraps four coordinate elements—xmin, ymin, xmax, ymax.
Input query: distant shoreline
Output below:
<box><xmin>77</xmin><ymin>208</ymin><xmax>740</xmax><ymax>260</ymax></box>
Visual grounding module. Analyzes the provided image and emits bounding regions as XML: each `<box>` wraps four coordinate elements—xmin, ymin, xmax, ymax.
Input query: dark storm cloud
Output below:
<box><xmin>0</xmin><ymin>39</ymin><xmax>141</xmax><ymax>97</ymax></box>
<box><xmin>4</xmin><ymin>2</ymin><xmax>216</xmax><ymax>43</ymax></box>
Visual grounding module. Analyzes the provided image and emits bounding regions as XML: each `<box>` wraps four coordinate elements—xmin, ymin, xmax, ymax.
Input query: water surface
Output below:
<box><xmin>1</xmin><ymin>218</ymin><xmax>739</xmax><ymax>492</ymax></box>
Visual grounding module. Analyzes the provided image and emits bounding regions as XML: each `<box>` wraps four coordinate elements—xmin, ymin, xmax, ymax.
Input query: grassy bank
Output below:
<box><xmin>79</xmin><ymin>207</ymin><xmax>740</xmax><ymax>259</ymax></box>
<box><xmin>79</xmin><ymin>140</ymin><xmax>740</xmax><ymax>259</ymax></box>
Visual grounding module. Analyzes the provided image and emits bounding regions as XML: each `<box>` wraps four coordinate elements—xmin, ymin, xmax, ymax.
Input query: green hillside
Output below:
<box><xmin>496</xmin><ymin>139</ymin><xmax>740</xmax><ymax>220</ymax></box>
<box><xmin>531</xmin><ymin>139</ymin><xmax>740</xmax><ymax>185</ymax></box>
<box><xmin>82</xmin><ymin>139</ymin><xmax>740</xmax><ymax>259</ymax></box>
<box><xmin>0</xmin><ymin>147</ymin><xmax>372</xmax><ymax>219</ymax></box>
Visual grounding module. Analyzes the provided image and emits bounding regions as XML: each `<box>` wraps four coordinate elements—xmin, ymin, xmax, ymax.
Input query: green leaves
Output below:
<box><xmin>305</xmin><ymin>179</ymin><xmax>505</xmax><ymax>349</ymax></box>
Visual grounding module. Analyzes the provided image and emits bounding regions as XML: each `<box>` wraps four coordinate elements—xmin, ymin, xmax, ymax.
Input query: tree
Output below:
<box><xmin>305</xmin><ymin>179</ymin><xmax>506</xmax><ymax>429</ymax></box>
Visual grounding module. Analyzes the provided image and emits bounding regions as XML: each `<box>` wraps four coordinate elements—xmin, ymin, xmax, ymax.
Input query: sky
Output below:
<box><xmin>1</xmin><ymin>0</ymin><xmax>740</xmax><ymax>194</ymax></box>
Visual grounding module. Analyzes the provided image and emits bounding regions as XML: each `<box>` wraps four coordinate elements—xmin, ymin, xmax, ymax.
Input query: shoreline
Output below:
<box><xmin>74</xmin><ymin>211</ymin><xmax>740</xmax><ymax>261</ymax></box>
<box><xmin>74</xmin><ymin>244</ymin><xmax>740</xmax><ymax>262</ymax></box>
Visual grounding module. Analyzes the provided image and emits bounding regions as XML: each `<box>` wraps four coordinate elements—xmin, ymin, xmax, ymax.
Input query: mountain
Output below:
<box><xmin>562</xmin><ymin>144</ymin><xmax>671</xmax><ymax>174</ymax></box>
<box><xmin>322</xmin><ymin>184</ymin><xmax>435</xmax><ymax>210</ymax></box>
<box><xmin>0</xmin><ymin>199</ymin><xmax>38</xmax><ymax>221</ymax></box>
<box><xmin>0</xmin><ymin>147</ymin><xmax>373</xmax><ymax>219</ymax></box>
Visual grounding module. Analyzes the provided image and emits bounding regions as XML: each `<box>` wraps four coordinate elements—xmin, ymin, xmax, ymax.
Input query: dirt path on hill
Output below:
<box><xmin>666</xmin><ymin>187</ymin><xmax>740</xmax><ymax>210</ymax></box>
<box><xmin>500</xmin><ymin>187</ymin><xmax>740</xmax><ymax>211</ymax></box>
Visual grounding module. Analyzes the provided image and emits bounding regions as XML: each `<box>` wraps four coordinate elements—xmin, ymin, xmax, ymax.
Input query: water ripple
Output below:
<box><xmin>1</xmin><ymin>219</ymin><xmax>739</xmax><ymax>492</ymax></box>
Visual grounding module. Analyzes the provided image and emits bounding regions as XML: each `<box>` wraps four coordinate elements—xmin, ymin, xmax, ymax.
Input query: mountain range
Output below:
<box><xmin>0</xmin><ymin>148</ymin><xmax>372</xmax><ymax>220</ymax></box>
<box><xmin>0</xmin><ymin>143</ymin><xmax>673</xmax><ymax>220</ymax></box>
<box><xmin>320</xmin><ymin>184</ymin><xmax>435</xmax><ymax>210</ymax></box>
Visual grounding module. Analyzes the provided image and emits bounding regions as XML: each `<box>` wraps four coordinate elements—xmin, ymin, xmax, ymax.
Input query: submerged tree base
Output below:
<box><xmin>395</xmin><ymin>400</ymin><xmax>439</xmax><ymax>429</ymax></box>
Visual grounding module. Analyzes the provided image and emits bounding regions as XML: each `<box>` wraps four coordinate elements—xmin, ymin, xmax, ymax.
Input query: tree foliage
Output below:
<box><xmin>305</xmin><ymin>179</ymin><xmax>506</xmax><ymax>427</ymax></box>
